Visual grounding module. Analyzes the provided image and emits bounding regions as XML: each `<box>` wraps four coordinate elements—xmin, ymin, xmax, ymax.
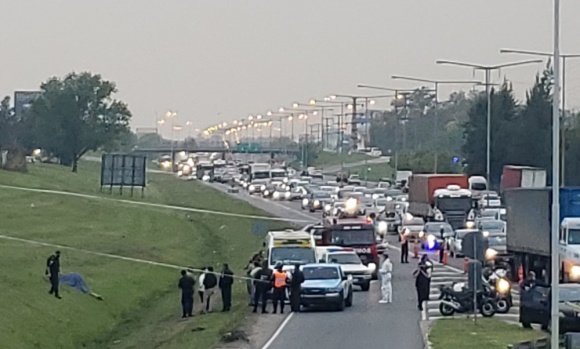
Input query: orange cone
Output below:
<box><xmin>442</xmin><ymin>250</ymin><xmax>448</xmax><ymax>265</ymax></box>
<box><xmin>518</xmin><ymin>265</ymin><xmax>524</xmax><ymax>283</ymax></box>
<box><xmin>463</xmin><ymin>258</ymin><xmax>469</xmax><ymax>273</ymax></box>
<box><xmin>413</xmin><ymin>244</ymin><xmax>419</xmax><ymax>259</ymax></box>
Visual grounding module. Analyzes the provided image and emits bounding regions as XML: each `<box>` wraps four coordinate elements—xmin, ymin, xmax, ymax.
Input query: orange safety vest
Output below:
<box><xmin>273</xmin><ymin>271</ymin><xmax>287</xmax><ymax>288</ymax></box>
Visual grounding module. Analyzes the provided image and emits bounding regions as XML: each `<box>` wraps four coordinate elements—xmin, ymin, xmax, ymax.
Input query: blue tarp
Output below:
<box><xmin>60</xmin><ymin>273</ymin><xmax>90</xmax><ymax>294</ymax></box>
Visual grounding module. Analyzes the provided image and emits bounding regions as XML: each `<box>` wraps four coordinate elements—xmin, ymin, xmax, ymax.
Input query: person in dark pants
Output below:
<box><xmin>202</xmin><ymin>266</ymin><xmax>218</xmax><ymax>314</ymax></box>
<box><xmin>271</xmin><ymin>263</ymin><xmax>288</xmax><ymax>314</ymax></box>
<box><xmin>400</xmin><ymin>235</ymin><xmax>409</xmax><ymax>264</ymax></box>
<box><xmin>253</xmin><ymin>261</ymin><xmax>272</xmax><ymax>313</ymax></box>
<box><xmin>219</xmin><ymin>263</ymin><xmax>234</xmax><ymax>312</ymax></box>
<box><xmin>438</xmin><ymin>228</ymin><xmax>446</xmax><ymax>263</ymax></box>
<box><xmin>178</xmin><ymin>270</ymin><xmax>195</xmax><ymax>318</ymax></box>
<box><xmin>46</xmin><ymin>250</ymin><xmax>61</xmax><ymax>299</ymax></box>
<box><xmin>413</xmin><ymin>255</ymin><xmax>433</xmax><ymax>311</ymax></box>
<box><xmin>289</xmin><ymin>264</ymin><xmax>304</xmax><ymax>312</ymax></box>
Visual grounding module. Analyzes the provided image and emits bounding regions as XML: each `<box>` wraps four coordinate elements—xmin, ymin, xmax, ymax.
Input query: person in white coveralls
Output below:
<box><xmin>379</xmin><ymin>253</ymin><xmax>393</xmax><ymax>304</ymax></box>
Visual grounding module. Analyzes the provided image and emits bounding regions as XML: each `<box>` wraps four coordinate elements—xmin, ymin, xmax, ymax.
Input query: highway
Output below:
<box><xmin>207</xmin><ymin>181</ymin><xmax>426</xmax><ymax>349</ymax></box>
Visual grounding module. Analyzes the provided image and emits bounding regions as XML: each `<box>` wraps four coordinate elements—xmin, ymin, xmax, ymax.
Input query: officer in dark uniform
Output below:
<box><xmin>178</xmin><ymin>270</ymin><xmax>195</xmax><ymax>318</ymax></box>
<box><xmin>46</xmin><ymin>251</ymin><xmax>61</xmax><ymax>299</ymax></box>
<box><xmin>289</xmin><ymin>264</ymin><xmax>305</xmax><ymax>312</ymax></box>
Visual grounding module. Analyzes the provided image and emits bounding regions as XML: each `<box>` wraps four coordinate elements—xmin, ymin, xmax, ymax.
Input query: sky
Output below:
<box><xmin>2</xmin><ymin>0</ymin><xmax>580</xmax><ymax>139</ymax></box>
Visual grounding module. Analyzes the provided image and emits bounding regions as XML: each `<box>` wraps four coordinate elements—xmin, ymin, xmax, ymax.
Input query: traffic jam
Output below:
<box><xmin>162</xmin><ymin>155</ymin><xmax>580</xmax><ymax>330</ymax></box>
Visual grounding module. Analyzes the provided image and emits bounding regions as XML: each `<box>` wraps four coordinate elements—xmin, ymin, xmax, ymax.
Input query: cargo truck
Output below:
<box><xmin>500</xmin><ymin>165</ymin><xmax>546</xmax><ymax>194</ymax></box>
<box><xmin>408</xmin><ymin>174</ymin><xmax>474</xmax><ymax>230</ymax></box>
<box><xmin>505</xmin><ymin>187</ymin><xmax>580</xmax><ymax>283</ymax></box>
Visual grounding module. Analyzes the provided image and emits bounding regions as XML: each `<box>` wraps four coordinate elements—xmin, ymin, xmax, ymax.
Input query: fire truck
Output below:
<box><xmin>321</xmin><ymin>215</ymin><xmax>379</xmax><ymax>279</ymax></box>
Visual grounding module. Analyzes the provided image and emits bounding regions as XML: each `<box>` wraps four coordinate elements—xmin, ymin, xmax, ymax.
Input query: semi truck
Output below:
<box><xmin>505</xmin><ymin>187</ymin><xmax>580</xmax><ymax>283</ymax></box>
<box><xmin>408</xmin><ymin>174</ymin><xmax>474</xmax><ymax>230</ymax></box>
<box><xmin>500</xmin><ymin>165</ymin><xmax>546</xmax><ymax>194</ymax></box>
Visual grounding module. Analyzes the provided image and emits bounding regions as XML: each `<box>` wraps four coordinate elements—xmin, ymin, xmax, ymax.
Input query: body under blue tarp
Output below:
<box><xmin>60</xmin><ymin>273</ymin><xmax>90</xmax><ymax>294</ymax></box>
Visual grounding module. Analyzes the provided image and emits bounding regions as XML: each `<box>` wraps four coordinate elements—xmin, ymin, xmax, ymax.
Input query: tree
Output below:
<box><xmin>31</xmin><ymin>72</ymin><xmax>132</xmax><ymax>172</ymax></box>
<box><xmin>0</xmin><ymin>95</ymin><xmax>36</xmax><ymax>171</ymax></box>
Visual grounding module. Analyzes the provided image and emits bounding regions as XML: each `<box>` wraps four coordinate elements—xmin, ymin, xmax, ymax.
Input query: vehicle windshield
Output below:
<box><xmin>303</xmin><ymin>266</ymin><xmax>340</xmax><ymax>280</ymax></box>
<box><xmin>270</xmin><ymin>247</ymin><xmax>316</xmax><ymax>265</ymax></box>
<box><xmin>455</xmin><ymin>230</ymin><xmax>474</xmax><ymax>239</ymax></box>
<box><xmin>271</xmin><ymin>171</ymin><xmax>287</xmax><ymax>178</ymax></box>
<box><xmin>560</xmin><ymin>286</ymin><xmax>580</xmax><ymax>302</ymax></box>
<box><xmin>480</xmin><ymin>221</ymin><xmax>505</xmax><ymax>231</ymax></box>
<box><xmin>253</xmin><ymin>172</ymin><xmax>270</xmax><ymax>180</ymax></box>
<box><xmin>313</xmin><ymin>192</ymin><xmax>331</xmax><ymax>199</ymax></box>
<box><xmin>376</xmin><ymin>199</ymin><xmax>388</xmax><ymax>206</ymax></box>
<box><xmin>568</xmin><ymin>229</ymin><xmax>580</xmax><ymax>245</ymax></box>
<box><xmin>487</xmin><ymin>235</ymin><xmax>506</xmax><ymax>247</ymax></box>
<box><xmin>328</xmin><ymin>253</ymin><xmax>361</xmax><ymax>265</ymax></box>
<box><xmin>424</xmin><ymin>223</ymin><xmax>454</xmax><ymax>236</ymax></box>
<box><xmin>330</xmin><ymin>229</ymin><xmax>375</xmax><ymax>246</ymax></box>
<box><xmin>436</xmin><ymin>197</ymin><xmax>472</xmax><ymax>212</ymax></box>
<box><xmin>480</xmin><ymin>210</ymin><xmax>498</xmax><ymax>217</ymax></box>
<box><xmin>471</xmin><ymin>183</ymin><xmax>487</xmax><ymax>191</ymax></box>
<box><xmin>483</xmin><ymin>194</ymin><xmax>499</xmax><ymax>200</ymax></box>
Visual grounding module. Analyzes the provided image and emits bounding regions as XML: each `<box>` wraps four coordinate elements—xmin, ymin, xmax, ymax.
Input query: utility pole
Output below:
<box><xmin>437</xmin><ymin>58</ymin><xmax>541</xmax><ymax>182</ymax></box>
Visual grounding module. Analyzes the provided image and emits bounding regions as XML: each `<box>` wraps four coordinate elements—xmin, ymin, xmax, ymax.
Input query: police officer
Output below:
<box><xmin>178</xmin><ymin>270</ymin><xmax>195</xmax><ymax>318</ymax></box>
<box><xmin>271</xmin><ymin>262</ymin><xmax>287</xmax><ymax>314</ymax></box>
<box><xmin>438</xmin><ymin>227</ymin><xmax>446</xmax><ymax>263</ymax></box>
<box><xmin>400</xmin><ymin>233</ymin><xmax>409</xmax><ymax>264</ymax></box>
<box><xmin>289</xmin><ymin>264</ymin><xmax>304</xmax><ymax>312</ymax></box>
<box><xmin>253</xmin><ymin>261</ymin><xmax>272</xmax><ymax>314</ymax></box>
<box><xmin>46</xmin><ymin>250</ymin><xmax>61</xmax><ymax>299</ymax></box>
<box><xmin>219</xmin><ymin>263</ymin><xmax>234</xmax><ymax>312</ymax></box>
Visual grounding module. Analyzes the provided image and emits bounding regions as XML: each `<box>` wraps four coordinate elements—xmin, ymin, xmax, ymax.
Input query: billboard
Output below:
<box><xmin>100</xmin><ymin>154</ymin><xmax>147</xmax><ymax>193</ymax></box>
<box><xmin>14</xmin><ymin>91</ymin><xmax>41</xmax><ymax>117</ymax></box>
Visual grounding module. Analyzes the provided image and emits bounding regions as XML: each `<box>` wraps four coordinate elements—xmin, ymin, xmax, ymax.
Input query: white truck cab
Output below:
<box><xmin>432</xmin><ymin>185</ymin><xmax>473</xmax><ymax>222</ymax></box>
<box><xmin>265</xmin><ymin>231</ymin><xmax>317</xmax><ymax>272</ymax></box>
<box><xmin>559</xmin><ymin>218</ymin><xmax>580</xmax><ymax>282</ymax></box>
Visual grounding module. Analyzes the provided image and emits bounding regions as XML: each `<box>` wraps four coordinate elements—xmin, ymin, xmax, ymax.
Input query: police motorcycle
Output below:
<box><xmin>438</xmin><ymin>280</ymin><xmax>497</xmax><ymax>317</ymax></box>
<box><xmin>482</xmin><ymin>265</ymin><xmax>512</xmax><ymax>314</ymax></box>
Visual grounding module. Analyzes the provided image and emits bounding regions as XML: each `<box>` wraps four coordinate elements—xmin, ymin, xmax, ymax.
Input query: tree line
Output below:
<box><xmin>0</xmin><ymin>72</ymin><xmax>132</xmax><ymax>172</ymax></box>
<box><xmin>369</xmin><ymin>64</ymin><xmax>580</xmax><ymax>187</ymax></box>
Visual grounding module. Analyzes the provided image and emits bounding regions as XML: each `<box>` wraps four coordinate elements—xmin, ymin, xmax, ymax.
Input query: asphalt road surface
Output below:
<box><xmin>209</xmin><ymin>182</ymin><xmax>426</xmax><ymax>349</ymax></box>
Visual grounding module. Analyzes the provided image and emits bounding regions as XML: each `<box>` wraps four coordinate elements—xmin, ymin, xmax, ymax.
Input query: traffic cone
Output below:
<box><xmin>442</xmin><ymin>250</ymin><xmax>448</xmax><ymax>265</ymax></box>
<box><xmin>413</xmin><ymin>244</ymin><xmax>419</xmax><ymax>259</ymax></box>
<box><xmin>463</xmin><ymin>258</ymin><xmax>469</xmax><ymax>273</ymax></box>
<box><xmin>518</xmin><ymin>265</ymin><xmax>524</xmax><ymax>283</ymax></box>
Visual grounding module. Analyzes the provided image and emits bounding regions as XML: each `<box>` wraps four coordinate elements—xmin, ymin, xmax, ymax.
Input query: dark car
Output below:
<box><xmin>520</xmin><ymin>283</ymin><xmax>580</xmax><ymax>333</ymax></box>
<box><xmin>308</xmin><ymin>191</ymin><xmax>333</xmax><ymax>212</ymax></box>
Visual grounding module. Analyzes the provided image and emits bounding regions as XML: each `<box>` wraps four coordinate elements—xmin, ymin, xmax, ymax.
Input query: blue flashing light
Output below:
<box><xmin>452</xmin><ymin>156</ymin><xmax>460</xmax><ymax>164</ymax></box>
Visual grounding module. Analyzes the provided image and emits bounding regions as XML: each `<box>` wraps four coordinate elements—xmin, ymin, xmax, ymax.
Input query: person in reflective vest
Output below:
<box><xmin>271</xmin><ymin>263</ymin><xmax>288</xmax><ymax>314</ymax></box>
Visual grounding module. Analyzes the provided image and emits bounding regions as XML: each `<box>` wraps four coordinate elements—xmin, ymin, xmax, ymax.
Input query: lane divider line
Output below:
<box><xmin>260</xmin><ymin>312</ymin><xmax>295</xmax><ymax>349</ymax></box>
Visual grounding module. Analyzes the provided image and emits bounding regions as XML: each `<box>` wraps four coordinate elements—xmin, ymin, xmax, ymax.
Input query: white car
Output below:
<box><xmin>318</xmin><ymin>247</ymin><xmax>375</xmax><ymax>291</ymax></box>
<box><xmin>479</xmin><ymin>193</ymin><xmax>501</xmax><ymax>208</ymax></box>
<box><xmin>300</xmin><ymin>263</ymin><xmax>353</xmax><ymax>310</ymax></box>
<box><xmin>449</xmin><ymin>229</ymin><xmax>478</xmax><ymax>258</ymax></box>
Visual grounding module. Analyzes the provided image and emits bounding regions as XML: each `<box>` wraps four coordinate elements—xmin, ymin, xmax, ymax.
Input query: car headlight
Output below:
<box><xmin>377</xmin><ymin>221</ymin><xmax>388</xmax><ymax>234</ymax></box>
<box><xmin>260</xmin><ymin>185</ymin><xmax>266</xmax><ymax>191</ymax></box>
<box><xmin>485</xmin><ymin>248</ymin><xmax>497</xmax><ymax>260</ymax></box>
<box><xmin>324</xmin><ymin>204</ymin><xmax>332</xmax><ymax>211</ymax></box>
<box><xmin>177</xmin><ymin>170</ymin><xmax>183</xmax><ymax>176</ymax></box>
<box><xmin>483</xmin><ymin>231</ymin><xmax>489</xmax><ymax>237</ymax></box>
<box><xmin>283</xmin><ymin>178</ymin><xmax>289</xmax><ymax>183</ymax></box>
<box><xmin>264</xmin><ymin>190</ymin><xmax>270</xmax><ymax>196</ymax></box>
<box><xmin>372</xmin><ymin>194</ymin><xmax>379</xmax><ymax>200</ymax></box>
<box><xmin>249</xmin><ymin>185</ymin><xmax>255</xmax><ymax>191</ymax></box>
<box><xmin>273</xmin><ymin>192</ymin><xmax>280</xmax><ymax>199</ymax></box>
<box><xmin>466</xmin><ymin>221</ymin><xmax>475</xmax><ymax>229</ymax></box>
<box><xmin>570</xmin><ymin>266</ymin><xmax>580</xmax><ymax>279</ymax></box>
<box><xmin>419</xmin><ymin>231</ymin><xmax>425</xmax><ymax>238</ymax></box>
<box><xmin>284</xmin><ymin>191</ymin><xmax>291</xmax><ymax>198</ymax></box>
<box><xmin>367</xmin><ymin>263</ymin><xmax>377</xmax><ymax>271</ymax></box>
<box><xmin>314</xmin><ymin>200</ymin><xmax>320</xmax><ymax>206</ymax></box>
<box><xmin>326</xmin><ymin>287</ymin><xmax>343</xmax><ymax>293</ymax></box>
<box><xmin>302</xmin><ymin>198</ymin><xmax>309</xmax><ymax>206</ymax></box>
<box><xmin>496</xmin><ymin>278</ymin><xmax>510</xmax><ymax>294</ymax></box>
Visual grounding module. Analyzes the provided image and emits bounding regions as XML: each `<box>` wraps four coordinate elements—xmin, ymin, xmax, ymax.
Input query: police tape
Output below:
<box><xmin>0</xmin><ymin>184</ymin><xmax>315</xmax><ymax>223</ymax></box>
<box><xmin>0</xmin><ymin>234</ymin><xmax>278</xmax><ymax>283</ymax></box>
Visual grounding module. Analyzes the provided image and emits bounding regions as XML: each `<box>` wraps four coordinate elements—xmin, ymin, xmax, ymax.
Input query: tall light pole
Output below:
<box><xmin>391</xmin><ymin>76</ymin><xmax>481</xmax><ymax>173</ymax></box>
<box><xmin>436</xmin><ymin>59</ymin><xmax>542</xmax><ymax>182</ymax></box>
<box><xmin>500</xmin><ymin>48</ymin><xmax>580</xmax><ymax>186</ymax></box>
<box><xmin>310</xmin><ymin>99</ymin><xmax>347</xmax><ymax>153</ymax></box>
<box><xmin>550</xmin><ymin>1</ymin><xmax>561</xmax><ymax>346</ymax></box>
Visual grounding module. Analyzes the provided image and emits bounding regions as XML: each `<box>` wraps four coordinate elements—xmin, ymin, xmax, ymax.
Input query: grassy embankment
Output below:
<box><xmin>429</xmin><ymin>318</ymin><xmax>545</xmax><ymax>349</ymax></box>
<box><xmin>0</xmin><ymin>161</ymin><xmax>286</xmax><ymax>349</ymax></box>
<box><xmin>347</xmin><ymin>162</ymin><xmax>394</xmax><ymax>182</ymax></box>
<box><xmin>309</xmin><ymin>151</ymin><xmax>372</xmax><ymax>168</ymax></box>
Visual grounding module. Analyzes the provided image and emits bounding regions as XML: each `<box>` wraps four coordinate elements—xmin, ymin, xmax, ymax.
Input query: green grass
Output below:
<box><xmin>309</xmin><ymin>151</ymin><xmax>372</xmax><ymax>168</ymax></box>
<box><xmin>429</xmin><ymin>318</ymin><xmax>545</xmax><ymax>349</ymax></box>
<box><xmin>0</xmin><ymin>163</ymin><xmax>286</xmax><ymax>349</ymax></box>
<box><xmin>348</xmin><ymin>162</ymin><xmax>394</xmax><ymax>182</ymax></box>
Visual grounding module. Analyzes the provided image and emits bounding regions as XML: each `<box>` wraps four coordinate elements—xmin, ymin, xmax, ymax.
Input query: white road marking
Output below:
<box><xmin>261</xmin><ymin>312</ymin><xmax>295</xmax><ymax>349</ymax></box>
<box><xmin>0</xmin><ymin>184</ymin><xmax>311</xmax><ymax>223</ymax></box>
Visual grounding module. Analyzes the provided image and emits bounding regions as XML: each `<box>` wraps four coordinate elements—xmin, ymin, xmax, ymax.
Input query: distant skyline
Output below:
<box><xmin>2</xmin><ymin>1</ymin><xmax>579</xmax><ymax>139</ymax></box>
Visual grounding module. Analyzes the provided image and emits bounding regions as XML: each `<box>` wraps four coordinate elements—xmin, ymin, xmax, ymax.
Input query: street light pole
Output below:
<box><xmin>551</xmin><ymin>1</ymin><xmax>561</xmax><ymax>346</ymax></box>
<box><xmin>391</xmin><ymin>76</ymin><xmax>480</xmax><ymax>173</ymax></box>
<box><xmin>436</xmin><ymin>59</ymin><xmax>542</xmax><ymax>183</ymax></box>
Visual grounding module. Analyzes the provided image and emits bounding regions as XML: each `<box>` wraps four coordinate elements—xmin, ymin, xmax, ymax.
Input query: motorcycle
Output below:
<box><xmin>438</xmin><ymin>283</ymin><xmax>497</xmax><ymax>317</ymax></box>
<box><xmin>483</xmin><ymin>267</ymin><xmax>512</xmax><ymax>314</ymax></box>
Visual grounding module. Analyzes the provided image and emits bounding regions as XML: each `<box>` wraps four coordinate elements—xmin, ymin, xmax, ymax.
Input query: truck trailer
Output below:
<box><xmin>408</xmin><ymin>174</ymin><xmax>473</xmax><ymax>230</ymax></box>
<box><xmin>505</xmin><ymin>187</ymin><xmax>580</xmax><ymax>283</ymax></box>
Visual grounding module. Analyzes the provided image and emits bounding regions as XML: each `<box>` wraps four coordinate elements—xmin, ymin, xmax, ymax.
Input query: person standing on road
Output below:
<box><xmin>413</xmin><ymin>255</ymin><xmax>433</xmax><ymax>311</ymax></box>
<box><xmin>379</xmin><ymin>253</ymin><xmax>393</xmax><ymax>304</ymax></box>
<box><xmin>271</xmin><ymin>263</ymin><xmax>288</xmax><ymax>314</ymax></box>
<box><xmin>219</xmin><ymin>263</ymin><xmax>234</xmax><ymax>312</ymax></box>
<box><xmin>198</xmin><ymin>267</ymin><xmax>207</xmax><ymax>305</ymax></box>
<box><xmin>400</xmin><ymin>233</ymin><xmax>409</xmax><ymax>264</ymax></box>
<box><xmin>438</xmin><ymin>228</ymin><xmax>446</xmax><ymax>264</ymax></box>
<box><xmin>289</xmin><ymin>264</ymin><xmax>305</xmax><ymax>312</ymax></box>
<box><xmin>178</xmin><ymin>270</ymin><xmax>195</xmax><ymax>318</ymax></box>
<box><xmin>253</xmin><ymin>261</ymin><xmax>272</xmax><ymax>314</ymax></box>
<box><xmin>202</xmin><ymin>266</ymin><xmax>218</xmax><ymax>314</ymax></box>
<box><xmin>46</xmin><ymin>250</ymin><xmax>61</xmax><ymax>299</ymax></box>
